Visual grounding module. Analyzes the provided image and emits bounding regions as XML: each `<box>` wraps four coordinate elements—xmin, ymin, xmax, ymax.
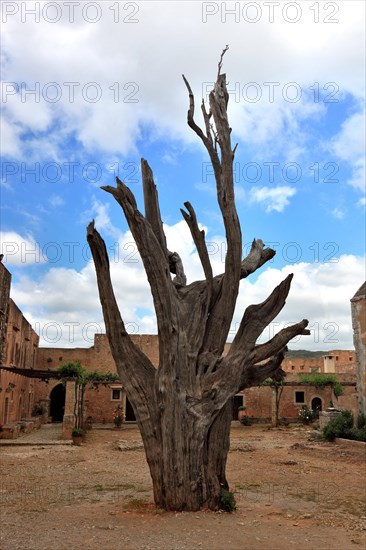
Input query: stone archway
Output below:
<box><xmin>311</xmin><ymin>397</ymin><xmax>322</xmax><ymax>418</ymax></box>
<box><xmin>50</xmin><ymin>384</ymin><xmax>66</xmax><ymax>422</ymax></box>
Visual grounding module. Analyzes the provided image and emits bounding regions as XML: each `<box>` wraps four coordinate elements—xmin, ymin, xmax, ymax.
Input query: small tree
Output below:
<box><xmin>57</xmin><ymin>361</ymin><xmax>119</xmax><ymax>429</ymax></box>
<box><xmin>87</xmin><ymin>49</ymin><xmax>310</xmax><ymax>511</ymax></box>
<box><xmin>261</xmin><ymin>366</ymin><xmax>286</xmax><ymax>426</ymax></box>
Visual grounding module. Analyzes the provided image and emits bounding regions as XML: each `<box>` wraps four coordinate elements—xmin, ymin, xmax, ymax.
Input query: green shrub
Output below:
<box><xmin>299</xmin><ymin>373</ymin><xmax>337</xmax><ymax>387</ymax></box>
<box><xmin>341</xmin><ymin>426</ymin><xmax>366</xmax><ymax>442</ymax></box>
<box><xmin>333</xmin><ymin>382</ymin><xmax>343</xmax><ymax>398</ymax></box>
<box><xmin>219</xmin><ymin>485</ymin><xmax>236</xmax><ymax>512</ymax></box>
<box><xmin>32</xmin><ymin>403</ymin><xmax>47</xmax><ymax>416</ymax></box>
<box><xmin>299</xmin><ymin>374</ymin><xmax>343</xmax><ymax>397</ymax></box>
<box><xmin>323</xmin><ymin>410</ymin><xmax>354</xmax><ymax>441</ymax></box>
<box><xmin>357</xmin><ymin>412</ymin><xmax>366</xmax><ymax>429</ymax></box>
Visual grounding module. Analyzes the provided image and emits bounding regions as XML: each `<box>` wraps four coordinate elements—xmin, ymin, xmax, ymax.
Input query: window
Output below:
<box><xmin>111</xmin><ymin>388</ymin><xmax>122</xmax><ymax>401</ymax></box>
<box><xmin>335</xmin><ymin>356</ymin><xmax>339</xmax><ymax>361</ymax></box>
<box><xmin>349</xmin><ymin>357</ymin><xmax>353</xmax><ymax>362</ymax></box>
<box><xmin>291</xmin><ymin>365</ymin><xmax>295</xmax><ymax>371</ymax></box>
<box><xmin>300</xmin><ymin>365</ymin><xmax>304</xmax><ymax>370</ymax></box>
<box><xmin>295</xmin><ymin>391</ymin><xmax>305</xmax><ymax>404</ymax></box>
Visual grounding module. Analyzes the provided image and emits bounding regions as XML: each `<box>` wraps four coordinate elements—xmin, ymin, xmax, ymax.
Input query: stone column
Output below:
<box><xmin>62</xmin><ymin>381</ymin><xmax>76</xmax><ymax>440</ymax></box>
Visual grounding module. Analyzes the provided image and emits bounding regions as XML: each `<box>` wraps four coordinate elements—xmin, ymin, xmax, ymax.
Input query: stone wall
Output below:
<box><xmin>0</xmin><ymin>299</ymin><xmax>39</xmax><ymax>426</ymax></box>
<box><xmin>244</xmin><ymin>385</ymin><xmax>357</xmax><ymax>424</ymax></box>
<box><xmin>0</xmin><ymin>262</ymin><xmax>11</xmax><ymax>365</ymax></box>
<box><xmin>351</xmin><ymin>282</ymin><xmax>366</xmax><ymax>414</ymax></box>
<box><xmin>36</xmin><ymin>336</ymin><xmax>357</xmax><ymax>424</ymax></box>
<box><xmin>36</xmin><ymin>335</ymin><xmax>160</xmax><ymax>425</ymax></box>
<box><xmin>282</xmin><ymin>350</ymin><xmax>356</xmax><ymax>374</ymax></box>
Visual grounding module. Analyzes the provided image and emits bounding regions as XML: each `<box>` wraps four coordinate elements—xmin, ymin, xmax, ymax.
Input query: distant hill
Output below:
<box><xmin>285</xmin><ymin>350</ymin><xmax>328</xmax><ymax>358</ymax></box>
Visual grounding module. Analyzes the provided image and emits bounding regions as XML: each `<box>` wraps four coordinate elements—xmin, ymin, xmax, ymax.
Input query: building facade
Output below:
<box><xmin>351</xmin><ymin>282</ymin><xmax>366</xmax><ymax>414</ymax></box>
<box><xmin>0</xmin><ymin>262</ymin><xmax>39</xmax><ymax>428</ymax></box>
<box><xmin>0</xmin><ymin>258</ymin><xmax>361</xmax><ymax>432</ymax></box>
<box><xmin>35</xmin><ymin>334</ymin><xmax>358</xmax><ymax>426</ymax></box>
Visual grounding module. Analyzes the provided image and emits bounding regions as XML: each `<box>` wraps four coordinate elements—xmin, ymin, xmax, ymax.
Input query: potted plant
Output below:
<box><xmin>237</xmin><ymin>405</ymin><xmax>247</xmax><ymax>422</ymax></box>
<box><xmin>32</xmin><ymin>403</ymin><xmax>47</xmax><ymax>416</ymax></box>
<box><xmin>113</xmin><ymin>405</ymin><xmax>124</xmax><ymax>428</ymax></box>
<box><xmin>71</xmin><ymin>427</ymin><xmax>85</xmax><ymax>445</ymax></box>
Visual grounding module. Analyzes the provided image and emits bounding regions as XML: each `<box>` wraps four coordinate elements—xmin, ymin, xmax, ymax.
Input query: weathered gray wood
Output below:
<box><xmin>141</xmin><ymin>158</ymin><xmax>186</xmax><ymax>286</ymax></box>
<box><xmin>87</xmin><ymin>49</ymin><xmax>309</xmax><ymax>511</ymax></box>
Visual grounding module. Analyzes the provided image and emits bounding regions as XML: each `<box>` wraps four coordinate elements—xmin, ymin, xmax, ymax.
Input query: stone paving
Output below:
<box><xmin>0</xmin><ymin>423</ymin><xmax>71</xmax><ymax>445</ymax></box>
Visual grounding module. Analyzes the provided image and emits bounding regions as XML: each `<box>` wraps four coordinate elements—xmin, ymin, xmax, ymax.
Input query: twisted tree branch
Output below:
<box><xmin>228</xmin><ymin>274</ymin><xmax>294</xmax><ymax>356</ymax></box>
<box><xmin>251</xmin><ymin>320</ymin><xmax>310</xmax><ymax>364</ymax></box>
<box><xmin>181</xmin><ymin>201</ymin><xmax>213</xmax><ymax>295</ymax></box>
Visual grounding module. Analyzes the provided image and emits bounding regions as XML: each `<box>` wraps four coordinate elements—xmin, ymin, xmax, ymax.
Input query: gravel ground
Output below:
<box><xmin>1</xmin><ymin>424</ymin><xmax>365</xmax><ymax>550</ymax></box>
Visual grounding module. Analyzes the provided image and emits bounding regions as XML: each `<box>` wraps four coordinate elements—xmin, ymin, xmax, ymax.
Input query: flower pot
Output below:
<box><xmin>238</xmin><ymin>409</ymin><xmax>247</xmax><ymax>422</ymax></box>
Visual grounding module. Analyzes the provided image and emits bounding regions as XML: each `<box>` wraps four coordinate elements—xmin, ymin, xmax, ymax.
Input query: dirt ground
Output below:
<box><xmin>1</xmin><ymin>424</ymin><xmax>365</xmax><ymax>550</ymax></box>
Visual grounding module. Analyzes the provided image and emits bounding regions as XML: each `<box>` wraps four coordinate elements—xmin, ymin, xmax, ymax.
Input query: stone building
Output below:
<box><xmin>35</xmin><ymin>334</ymin><xmax>358</xmax><ymax>427</ymax></box>
<box><xmin>0</xmin><ymin>263</ymin><xmax>39</xmax><ymax>429</ymax></box>
<box><xmin>0</xmin><ymin>258</ymin><xmax>360</xmax><ymax>433</ymax></box>
<box><xmin>240</xmin><ymin>372</ymin><xmax>357</xmax><ymax>424</ymax></box>
<box><xmin>351</xmin><ymin>282</ymin><xmax>366</xmax><ymax>414</ymax></box>
<box><xmin>281</xmin><ymin>350</ymin><xmax>356</xmax><ymax>375</ymax></box>
<box><xmin>0</xmin><ymin>261</ymin><xmax>11</xmax><ymax>365</ymax></box>
<box><xmin>35</xmin><ymin>334</ymin><xmax>160</xmax><ymax>424</ymax></box>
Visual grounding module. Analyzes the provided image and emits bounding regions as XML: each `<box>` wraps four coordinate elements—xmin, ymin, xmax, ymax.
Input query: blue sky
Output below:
<box><xmin>1</xmin><ymin>1</ymin><xmax>365</xmax><ymax>350</ymax></box>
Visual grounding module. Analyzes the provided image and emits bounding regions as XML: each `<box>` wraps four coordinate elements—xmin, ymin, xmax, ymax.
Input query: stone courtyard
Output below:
<box><xmin>1</xmin><ymin>424</ymin><xmax>365</xmax><ymax>550</ymax></box>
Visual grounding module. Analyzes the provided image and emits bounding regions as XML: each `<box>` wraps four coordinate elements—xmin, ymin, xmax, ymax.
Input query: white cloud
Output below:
<box><xmin>1</xmin><ymin>1</ymin><xmax>364</xmax><ymax>160</ymax></box>
<box><xmin>49</xmin><ymin>195</ymin><xmax>65</xmax><ymax>207</ymax></box>
<box><xmin>81</xmin><ymin>197</ymin><xmax>122</xmax><ymax>239</ymax></box>
<box><xmin>331</xmin><ymin>207</ymin><xmax>345</xmax><ymax>220</ymax></box>
<box><xmin>0</xmin><ymin>116</ymin><xmax>22</xmax><ymax>158</ymax></box>
<box><xmin>0</xmin><ymin>231</ymin><xmax>45</xmax><ymax>266</ymax></box>
<box><xmin>8</xmin><ymin>215</ymin><xmax>364</xmax><ymax>351</ymax></box>
<box><xmin>230</xmin><ymin>95</ymin><xmax>326</xmax><ymax>160</ymax></box>
<box><xmin>331</xmin><ymin>111</ymin><xmax>366</xmax><ymax>193</ymax></box>
<box><xmin>2</xmin><ymin>1</ymin><xmax>365</xmax><ymax>353</ymax></box>
<box><xmin>232</xmin><ymin>254</ymin><xmax>365</xmax><ymax>351</ymax></box>
<box><xmin>249</xmin><ymin>186</ymin><xmax>296</xmax><ymax>212</ymax></box>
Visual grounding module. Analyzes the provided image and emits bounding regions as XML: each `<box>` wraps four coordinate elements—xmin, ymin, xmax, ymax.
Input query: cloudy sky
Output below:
<box><xmin>1</xmin><ymin>1</ymin><xmax>365</xmax><ymax>350</ymax></box>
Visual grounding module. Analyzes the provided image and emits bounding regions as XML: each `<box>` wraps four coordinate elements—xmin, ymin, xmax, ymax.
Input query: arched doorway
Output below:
<box><xmin>18</xmin><ymin>396</ymin><xmax>23</xmax><ymax>420</ymax></box>
<box><xmin>50</xmin><ymin>384</ymin><xmax>66</xmax><ymax>422</ymax></box>
<box><xmin>125</xmin><ymin>396</ymin><xmax>136</xmax><ymax>422</ymax></box>
<box><xmin>311</xmin><ymin>397</ymin><xmax>322</xmax><ymax>419</ymax></box>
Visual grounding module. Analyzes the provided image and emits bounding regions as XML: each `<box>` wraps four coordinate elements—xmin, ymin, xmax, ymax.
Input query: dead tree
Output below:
<box><xmin>87</xmin><ymin>49</ymin><xmax>309</xmax><ymax>511</ymax></box>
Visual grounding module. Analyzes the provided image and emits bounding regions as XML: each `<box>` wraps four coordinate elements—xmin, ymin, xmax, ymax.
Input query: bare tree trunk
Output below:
<box><xmin>87</xmin><ymin>48</ymin><xmax>309</xmax><ymax>511</ymax></box>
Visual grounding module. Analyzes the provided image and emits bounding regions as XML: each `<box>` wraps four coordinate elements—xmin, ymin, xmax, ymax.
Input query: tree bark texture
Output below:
<box><xmin>87</xmin><ymin>50</ymin><xmax>309</xmax><ymax>511</ymax></box>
